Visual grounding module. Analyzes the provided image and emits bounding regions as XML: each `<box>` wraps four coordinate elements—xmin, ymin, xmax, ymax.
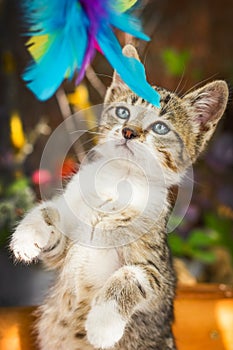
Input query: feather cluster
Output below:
<box><xmin>22</xmin><ymin>0</ymin><xmax>160</xmax><ymax>106</ymax></box>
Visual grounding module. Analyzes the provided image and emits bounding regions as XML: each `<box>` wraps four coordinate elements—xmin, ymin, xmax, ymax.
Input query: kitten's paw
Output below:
<box><xmin>85</xmin><ymin>301</ymin><xmax>126</xmax><ymax>349</ymax></box>
<box><xmin>10</xmin><ymin>206</ymin><xmax>59</xmax><ymax>263</ymax></box>
<box><xmin>11</xmin><ymin>226</ymin><xmax>48</xmax><ymax>263</ymax></box>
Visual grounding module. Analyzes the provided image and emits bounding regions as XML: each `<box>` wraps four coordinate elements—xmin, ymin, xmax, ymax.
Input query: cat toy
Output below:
<box><xmin>22</xmin><ymin>0</ymin><xmax>160</xmax><ymax>106</ymax></box>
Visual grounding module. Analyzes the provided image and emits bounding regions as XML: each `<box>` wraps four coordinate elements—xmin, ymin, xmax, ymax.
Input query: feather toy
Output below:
<box><xmin>22</xmin><ymin>0</ymin><xmax>160</xmax><ymax>106</ymax></box>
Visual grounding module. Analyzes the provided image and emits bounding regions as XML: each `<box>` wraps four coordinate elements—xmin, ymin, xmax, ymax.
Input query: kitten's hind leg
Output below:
<box><xmin>85</xmin><ymin>265</ymin><xmax>153</xmax><ymax>349</ymax></box>
<box><xmin>10</xmin><ymin>202</ymin><xmax>66</xmax><ymax>265</ymax></box>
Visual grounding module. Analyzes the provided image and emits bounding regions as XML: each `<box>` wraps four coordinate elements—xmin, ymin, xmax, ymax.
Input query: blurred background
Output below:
<box><xmin>0</xmin><ymin>0</ymin><xmax>233</xmax><ymax>306</ymax></box>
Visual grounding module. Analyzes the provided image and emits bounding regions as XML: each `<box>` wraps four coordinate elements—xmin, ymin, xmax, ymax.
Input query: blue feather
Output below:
<box><xmin>97</xmin><ymin>25</ymin><xmax>160</xmax><ymax>107</ymax></box>
<box><xmin>25</xmin><ymin>34</ymin><xmax>73</xmax><ymax>100</ymax></box>
<box><xmin>22</xmin><ymin>0</ymin><xmax>161</xmax><ymax>106</ymax></box>
<box><xmin>109</xmin><ymin>13</ymin><xmax>150</xmax><ymax>42</ymax></box>
<box><xmin>23</xmin><ymin>0</ymin><xmax>88</xmax><ymax>100</ymax></box>
<box><xmin>22</xmin><ymin>0</ymin><xmax>76</xmax><ymax>34</ymax></box>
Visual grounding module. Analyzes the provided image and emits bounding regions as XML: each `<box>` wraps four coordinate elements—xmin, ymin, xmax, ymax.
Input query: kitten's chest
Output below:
<box><xmin>63</xmin><ymin>245</ymin><xmax>121</xmax><ymax>291</ymax></box>
<box><xmin>82</xmin><ymin>161</ymin><xmax>149</xmax><ymax>212</ymax></box>
<box><xmin>64</xmin><ymin>160</ymin><xmax>166</xmax><ymax>246</ymax></box>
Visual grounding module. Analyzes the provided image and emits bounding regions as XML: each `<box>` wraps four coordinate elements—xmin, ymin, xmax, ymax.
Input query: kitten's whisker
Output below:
<box><xmin>176</xmin><ymin>79</ymin><xmax>188</xmax><ymax>97</ymax></box>
<box><xmin>142</xmin><ymin>45</ymin><xmax>150</xmax><ymax>66</ymax></box>
<box><xmin>63</xmin><ymin>136</ymin><xmax>100</xmax><ymax>157</ymax></box>
<box><xmin>76</xmin><ymin>137</ymin><xmax>98</xmax><ymax>149</ymax></box>
<box><xmin>69</xmin><ymin>130</ymin><xmax>104</xmax><ymax>136</ymax></box>
<box><xmin>181</xmin><ymin>172</ymin><xmax>199</xmax><ymax>186</ymax></box>
<box><xmin>181</xmin><ymin>73</ymin><xmax>219</xmax><ymax>98</ymax></box>
<box><xmin>68</xmin><ymin>117</ymin><xmax>99</xmax><ymax>123</ymax></box>
<box><xmin>173</xmin><ymin>68</ymin><xmax>186</xmax><ymax>96</ymax></box>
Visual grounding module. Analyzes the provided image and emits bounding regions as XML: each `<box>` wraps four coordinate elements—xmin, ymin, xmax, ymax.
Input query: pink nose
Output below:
<box><xmin>122</xmin><ymin>127</ymin><xmax>138</xmax><ymax>140</ymax></box>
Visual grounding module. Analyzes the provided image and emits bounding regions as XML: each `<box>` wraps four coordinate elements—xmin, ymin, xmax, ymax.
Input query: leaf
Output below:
<box><xmin>6</xmin><ymin>178</ymin><xmax>29</xmax><ymax>196</ymax></box>
<box><xmin>187</xmin><ymin>229</ymin><xmax>220</xmax><ymax>248</ymax></box>
<box><xmin>161</xmin><ymin>48</ymin><xmax>190</xmax><ymax>77</ymax></box>
<box><xmin>190</xmin><ymin>249</ymin><xmax>217</xmax><ymax>264</ymax></box>
<box><xmin>168</xmin><ymin>234</ymin><xmax>185</xmax><ymax>256</ymax></box>
<box><xmin>204</xmin><ymin>212</ymin><xmax>232</xmax><ymax>235</ymax></box>
<box><xmin>204</xmin><ymin>213</ymin><xmax>233</xmax><ymax>259</ymax></box>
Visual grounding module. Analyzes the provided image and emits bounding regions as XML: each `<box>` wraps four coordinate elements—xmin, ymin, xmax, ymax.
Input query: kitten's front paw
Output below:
<box><xmin>11</xmin><ymin>225</ymin><xmax>48</xmax><ymax>263</ymax></box>
<box><xmin>10</xmin><ymin>206</ymin><xmax>59</xmax><ymax>263</ymax></box>
<box><xmin>85</xmin><ymin>301</ymin><xmax>126</xmax><ymax>349</ymax></box>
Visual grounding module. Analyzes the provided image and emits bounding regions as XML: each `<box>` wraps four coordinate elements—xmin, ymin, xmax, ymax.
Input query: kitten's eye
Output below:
<box><xmin>152</xmin><ymin>122</ymin><xmax>170</xmax><ymax>135</ymax></box>
<box><xmin>116</xmin><ymin>106</ymin><xmax>130</xmax><ymax>119</ymax></box>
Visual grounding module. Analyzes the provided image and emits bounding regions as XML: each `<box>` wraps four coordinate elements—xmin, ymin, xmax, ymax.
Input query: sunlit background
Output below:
<box><xmin>0</xmin><ymin>0</ymin><xmax>233</xmax><ymax>306</ymax></box>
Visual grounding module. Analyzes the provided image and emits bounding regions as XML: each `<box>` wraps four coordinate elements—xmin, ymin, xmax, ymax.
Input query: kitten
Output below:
<box><xmin>10</xmin><ymin>45</ymin><xmax>228</xmax><ymax>350</ymax></box>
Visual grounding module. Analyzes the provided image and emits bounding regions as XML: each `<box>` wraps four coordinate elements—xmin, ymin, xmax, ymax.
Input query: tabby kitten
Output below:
<box><xmin>10</xmin><ymin>45</ymin><xmax>228</xmax><ymax>350</ymax></box>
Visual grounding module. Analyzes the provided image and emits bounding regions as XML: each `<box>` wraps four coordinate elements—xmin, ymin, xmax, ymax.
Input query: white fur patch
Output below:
<box><xmin>125</xmin><ymin>265</ymin><xmax>151</xmax><ymax>290</ymax></box>
<box><xmin>10</xmin><ymin>207</ymin><xmax>52</xmax><ymax>262</ymax></box>
<box><xmin>85</xmin><ymin>300</ymin><xmax>126</xmax><ymax>349</ymax></box>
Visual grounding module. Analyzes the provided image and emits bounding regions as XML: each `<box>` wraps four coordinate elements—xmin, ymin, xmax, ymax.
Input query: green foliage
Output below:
<box><xmin>169</xmin><ymin>213</ymin><xmax>233</xmax><ymax>264</ymax></box>
<box><xmin>168</xmin><ymin>229</ymin><xmax>218</xmax><ymax>264</ymax></box>
<box><xmin>161</xmin><ymin>48</ymin><xmax>191</xmax><ymax>77</ymax></box>
<box><xmin>0</xmin><ymin>177</ymin><xmax>35</xmax><ymax>247</ymax></box>
<box><xmin>204</xmin><ymin>213</ymin><xmax>233</xmax><ymax>258</ymax></box>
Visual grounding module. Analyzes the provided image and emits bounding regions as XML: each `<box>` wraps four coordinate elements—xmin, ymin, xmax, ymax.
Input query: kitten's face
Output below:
<box><xmin>100</xmin><ymin>90</ymin><xmax>191</xmax><ymax>180</ymax></box>
<box><xmin>98</xmin><ymin>45</ymin><xmax>229</xmax><ymax>186</ymax></box>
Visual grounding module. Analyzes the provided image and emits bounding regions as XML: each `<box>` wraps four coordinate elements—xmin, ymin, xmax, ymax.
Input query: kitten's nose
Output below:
<box><xmin>122</xmin><ymin>127</ymin><xmax>138</xmax><ymax>140</ymax></box>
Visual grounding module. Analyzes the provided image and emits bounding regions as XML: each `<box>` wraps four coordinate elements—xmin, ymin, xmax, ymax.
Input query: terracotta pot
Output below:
<box><xmin>0</xmin><ymin>284</ymin><xmax>232</xmax><ymax>350</ymax></box>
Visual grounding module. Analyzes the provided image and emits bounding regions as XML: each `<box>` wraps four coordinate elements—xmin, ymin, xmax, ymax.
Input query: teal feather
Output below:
<box><xmin>97</xmin><ymin>25</ymin><xmax>160</xmax><ymax>107</ymax></box>
<box><xmin>22</xmin><ymin>0</ymin><xmax>160</xmax><ymax>107</ymax></box>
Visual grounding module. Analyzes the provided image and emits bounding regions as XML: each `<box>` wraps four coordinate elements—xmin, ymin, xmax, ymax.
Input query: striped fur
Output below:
<box><xmin>11</xmin><ymin>45</ymin><xmax>228</xmax><ymax>350</ymax></box>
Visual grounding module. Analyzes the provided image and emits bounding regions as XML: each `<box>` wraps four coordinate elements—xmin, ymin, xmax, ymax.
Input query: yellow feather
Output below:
<box><xmin>27</xmin><ymin>34</ymin><xmax>49</xmax><ymax>62</ymax></box>
<box><xmin>10</xmin><ymin>112</ymin><xmax>26</xmax><ymax>149</ymax></box>
<box><xmin>114</xmin><ymin>0</ymin><xmax>137</xmax><ymax>12</ymax></box>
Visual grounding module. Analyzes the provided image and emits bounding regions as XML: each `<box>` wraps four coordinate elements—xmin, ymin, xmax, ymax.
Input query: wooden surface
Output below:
<box><xmin>0</xmin><ymin>284</ymin><xmax>233</xmax><ymax>350</ymax></box>
<box><xmin>174</xmin><ymin>284</ymin><xmax>233</xmax><ymax>350</ymax></box>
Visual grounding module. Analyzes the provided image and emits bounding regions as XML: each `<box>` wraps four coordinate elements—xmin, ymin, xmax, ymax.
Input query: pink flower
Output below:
<box><xmin>32</xmin><ymin>169</ymin><xmax>52</xmax><ymax>185</ymax></box>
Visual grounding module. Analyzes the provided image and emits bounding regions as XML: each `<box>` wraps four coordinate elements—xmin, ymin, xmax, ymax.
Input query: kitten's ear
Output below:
<box><xmin>104</xmin><ymin>45</ymin><xmax>141</xmax><ymax>103</ymax></box>
<box><xmin>112</xmin><ymin>44</ymin><xmax>141</xmax><ymax>84</ymax></box>
<box><xmin>183</xmin><ymin>80</ymin><xmax>229</xmax><ymax>153</ymax></box>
